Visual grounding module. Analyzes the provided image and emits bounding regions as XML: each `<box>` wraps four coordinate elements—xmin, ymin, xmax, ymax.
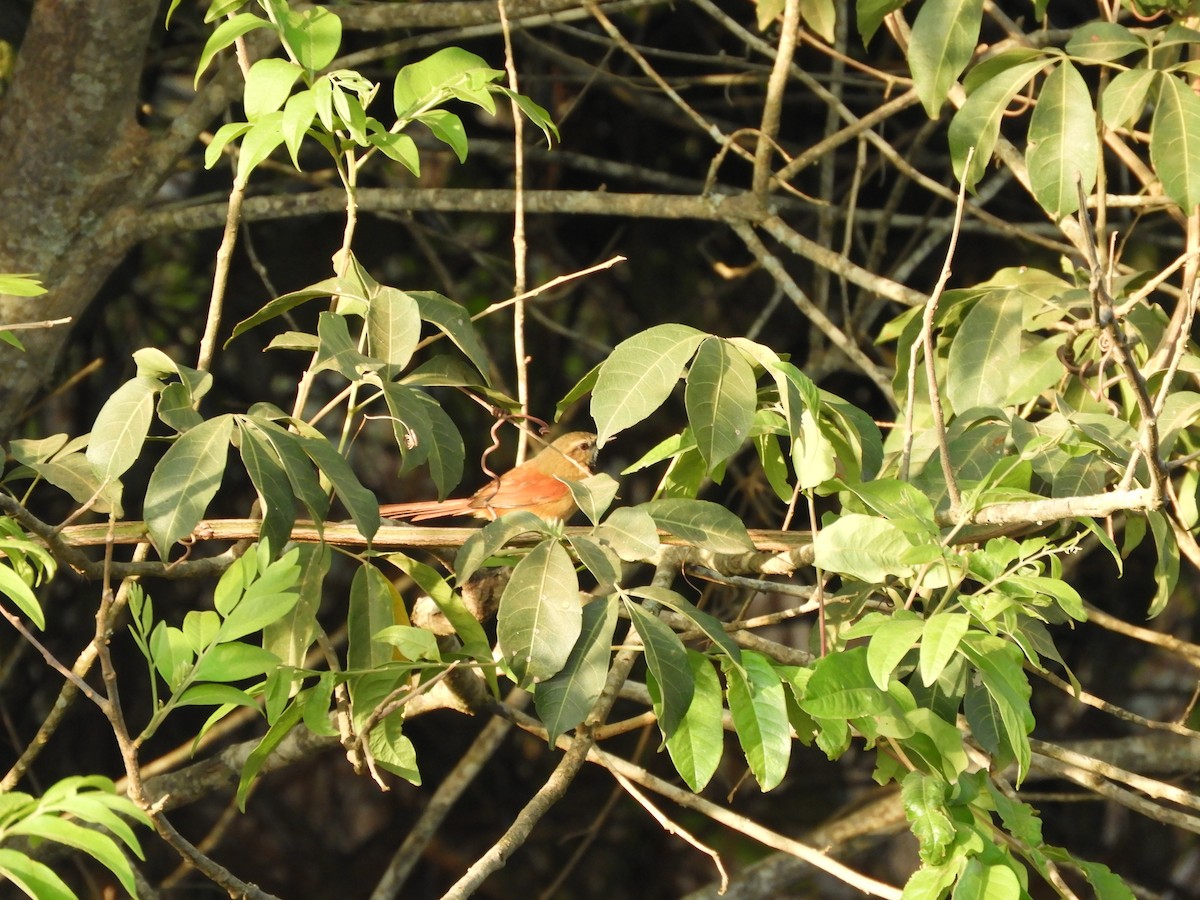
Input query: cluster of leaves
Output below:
<box><xmin>0</xmin><ymin>273</ymin><xmax>45</xmax><ymax>351</ymax></box>
<box><xmin>7</xmin><ymin>0</ymin><xmax>1200</xmax><ymax>897</ymax></box>
<box><xmin>0</xmin><ymin>777</ymin><xmax>151</xmax><ymax>900</ymax></box>
<box><xmin>191</xmin><ymin>0</ymin><xmax>555</xmax><ymax>181</ymax></box>
<box><xmin>897</xmin><ymin>0</ymin><xmax>1200</xmax><ymax>217</ymax></box>
<box><xmin>0</xmin><ymin>0</ymin><xmax>567</xmax><ymax>890</ymax></box>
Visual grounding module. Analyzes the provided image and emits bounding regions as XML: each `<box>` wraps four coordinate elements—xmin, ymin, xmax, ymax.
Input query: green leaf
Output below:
<box><xmin>145</xmin><ymin>415</ymin><xmax>234</xmax><ymax>557</ymax></box>
<box><xmin>241</xmin><ymin>418</ymin><xmax>330</xmax><ymax>522</ymax></box>
<box><xmin>595</xmin><ymin>506</ymin><xmax>661</xmax><ymax>562</ymax></box>
<box><xmin>0</xmin><ymin>563</ymin><xmax>45</xmax><ymax>630</ymax></box>
<box><xmin>237</xmin><ymin>700</ymin><xmax>304</xmax><ymax>809</ymax></box>
<box><xmin>898</xmin><ymin>707</ymin><xmax>970</xmax><ymax>782</ymax></box>
<box><xmin>800</xmin><ymin>0</ymin><xmax>836</xmax><ymax>42</ymax></box>
<box><xmin>15</xmin><ymin>814</ymin><xmax>141</xmax><ymax>895</ymax></box>
<box><xmin>684</xmin><ymin>337</ymin><xmax>757</xmax><ymax>473</ymax></box>
<box><xmin>193</xmin><ymin>642</ymin><xmax>280</xmax><ymax>682</ymax></box>
<box><xmin>1026</xmin><ymin>61</ymin><xmax>1098</xmax><ymax>217</ymax></box>
<box><xmin>919</xmin><ymin>613</ymin><xmax>970</xmax><ymax>687</ymax></box>
<box><xmin>664</xmin><ymin>650</ymin><xmax>725</xmax><ymax>792</ymax></box>
<box><xmin>1100</xmin><ymin>68</ymin><xmax>1156</xmax><ymax>130</ymax></box>
<box><xmin>294</xmin><ymin>425</ymin><xmax>379</xmax><ymax>541</ymax></box>
<box><xmin>795</xmin><ymin>408</ymin><xmax>837</xmax><ymax>489</ymax></box>
<box><xmin>368</xmin><ymin>129</ymin><xmax>420</xmax><ymax>174</ymax></box>
<box><xmin>454</xmin><ymin>511</ymin><xmax>548</xmax><ymax>583</ymax></box>
<box><xmin>954</xmin><ymin>858</ymin><xmax>1022</xmax><ymax>900</ymax></box>
<box><xmin>1147</xmin><ymin>510</ymin><xmax>1180</xmax><ymax>617</ymax></box>
<box><xmin>348</xmin><ymin>563</ymin><xmax>397</xmax><ymax>670</ymax></box>
<box><xmin>408</xmin><ymin>392</ymin><xmax>465</xmax><ymax>499</ymax></box>
<box><xmin>281</xmin><ymin>88</ymin><xmax>317</xmax><ymax>167</ymax></box>
<box><xmin>385</xmin><ymin>553</ymin><xmax>493</xmax><ymax>668</ymax></box>
<box><xmin>262</xmin><ymin>542</ymin><xmax>326</xmax><ymax>667</ymax></box>
<box><xmin>857</xmin><ymin>0</ymin><xmax>905</xmax><ymax>45</ymax></box>
<box><xmin>378</xmin><ymin>382</ymin><xmax>433</xmax><ymax>474</ymax></box>
<box><xmin>175</xmin><ymin>683</ymin><xmax>258</xmax><ymax>709</ymax></box>
<box><xmin>1152</xmin><ymin>74</ymin><xmax>1200</xmax><ymax>210</ymax></box>
<box><xmin>0</xmin><ymin>847</ymin><xmax>75</xmax><ymax>900</ymax></box>
<box><xmin>368</xmin><ymin>285</ymin><xmax>421</xmax><ymax>371</ymax></box>
<box><xmin>1072</xmin><ymin>859</ymin><xmax>1135</xmax><ymax>900</ymax></box>
<box><xmin>629</xmin><ymin>585</ymin><xmax>742</xmax><ymax>670</ymax></box>
<box><xmin>0</xmin><ymin>273</ymin><xmax>46</xmax><ymax>296</ymax></box>
<box><xmin>237</xmin><ymin>422</ymin><xmax>296</xmax><ymax>556</ymax></box>
<box><xmin>845</xmin><ymin>478</ymin><xmax>938</xmax><ymax>531</ymax></box>
<box><xmin>195</xmin><ymin>13</ymin><xmax>270</xmax><ymax>86</ymax></box>
<box><xmin>227</xmin><ymin>275</ymin><xmax>351</xmax><ymax>342</ymax></box>
<box><xmin>566</xmin><ymin>534</ymin><xmax>621</xmax><ymax>592</ymax></box>
<box><xmin>86</xmin><ymin>375</ymin><xmax>159</xmax><ymax>484</ymax></box>
<box><xmin>948</xmin><ymin>59</ymin><xmax>1046</xmax><ymax>191</ymax></box>
<box><xmin>236</xmin><ymin>111</ymin><xmax>285</xmax><ymax>181</ymax></box>
<box><xmin>217</xmin><ymin>551</ymin><xmax>301</xmax><ymax>643</ymax></box>
<box><xmin>244</xmin><ymin>58</ymin><xmax>303</xmax><ymax>119</ymax></box>
<box><xmin>907</xmin><ymin>0</ymin><xmax>985</xmax><ymax>117</ymax></box>
<box><xmin>535</xmin><ymin>595</ymin><xmax>618</xmax><ymax>743</ymax></box>
<box><xmin>282</xmin><ymin>4</ymin><xmax>341</xmax><ymax>72</ymax></box>
<box><xmin>151</xmin><ymin>623</ymin><xmax>194</xmax><ymax>691</ymax></box>
<box><xmin>374</xmin><ymin>624</ymin><xmax>441</xmax><ymax>661</ymax></box>
<box><xmin>312</xmin><ymin>311</ymin><xmax>378</xmax><ymax>379</ymax></box>
<box><xmin>498</xmin><ymin>539</ymin><xmax>582</xmax><ymax>685</ymax></box>
<box><xmin>946</xmin><ymin>289</ymin><xmax>1023</xmax><ymax>412</ymax></box>
<box><xmin>642</xmin><ymin>498</ymin><xmax>755</xmax><ymax>552</ymax></box>
<box><xmin>812</xmin><ymin>513</ymin><xmax>916</xmax><ymax>582</ymax></box>
<box><xmin>802</xmin><ymin>647</ymin><xmax>895</xmax><ymax>719</ymax></box>
<box><xmin>959</xmin><ymin>633</ymin><xmax>1033</xmax><ymax>780</ymax></box>
<box><xmin>754</xmin><ymin>431</ymin><xmax>793</xmax><ymax>502</ymax></box>
<box><xmin>592</xmin><ymin>324</ymin><xmax>707</xmax><ymax>446</ymax></box>
<box><xmin>626</xmin><ymin>598</ymin><xmax>693</xmax><ymax>737</ymax></box>
<box><xmin>182</xmin><ymin>609</ymin><xmax>221</xmax><ymax>654</ymax></box>
<box><xmin>900</xmin><ymin>862</ymin><xmax>959</xmax><ymax>899</ymax></box>
<box><xmin>724</xmin><ymin>650</ymin><xmax>791</xmax><ymax>791</ymax></box>
<box><xmin>408</xmin><ymin>290</ymin><xmax>492</xmax><ymax>383</ymax></box>
<box><xmin>496</xmin><ymin>86</ymin><xmax>560</xmax><ymax>145</ymax></box>
<box><xmin>562</xmin><ymin>472</ymin><xmax>620</xmax><ymax>526</ymax></box>
<box><xmin>417</xmin><ymin>109</ymin><xmax>468</xmax><ymax>162</ymax></box>
<box><xmin>1065</xmin><ymin>21</ymin><xmax>1146</xmax><ymax>61</ymax></box>
<box><xmin>866</xmin><ymin>613</ymin><xmax>924</xmax><ymax>690</ymax></box>
<box><xmin>394</xmin><ymin>47</ymin><xmax>503</xmax><ymax>119</ymax></box>
<box><xmin>900</xmin><ymin>771</ymin><xmax>955</xmax><ymax>866</ymax></box>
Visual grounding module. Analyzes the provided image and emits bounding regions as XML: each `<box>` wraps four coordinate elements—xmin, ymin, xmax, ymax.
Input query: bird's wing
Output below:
<box><xmin>469</xmin><ymin>468</ymin><xmax>569</xmax><ymax>512</ymax></box>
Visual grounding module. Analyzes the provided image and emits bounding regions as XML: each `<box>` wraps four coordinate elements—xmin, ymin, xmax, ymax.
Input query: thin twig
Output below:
<box><xmin>751</xmin><ymin>0</ymin><xmax>801</xmax><ymax>205</ymax></box>
<box><xmin>500</xmin><ymin>0</ymin><xmax>531</xmax><ymax>462</ymax></box>
<box><xmin>903</xmin><ymin>147</ymin><xmax>974</xmax><ymax>512</ymax></box>
<box><xmin>609</xmin><ymin>766</ymin><xmax>729</xmax><ymax>894</ymax></box>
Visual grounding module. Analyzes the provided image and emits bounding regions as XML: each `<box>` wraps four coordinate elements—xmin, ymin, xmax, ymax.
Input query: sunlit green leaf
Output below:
<box><xmin>685</xmin><ymin>337</ymin><xmax>757</xmax><ymax>473</ymax></box>
<box><xmin>664</xmin><ymin>650</ymin><xmax>724</xmax><ymax>792</ymax></box>
<box><xmin>907</xmin><ymin>0</ymin><xmax>985</xmax><ymax>117</ymax></box>
<box><xmin>1153</xmin><ymin>74</ymin><xmax>1200</xmax><ymax>210</ymax></box>
<box><xmin>86</xmin><ymin>376</ymin><xmax>159</xmax><ymax>484</ymax></box>
<box><xmin>348</xmin><ymin>563</ymin><xmax>397</xmax><ymax>670</ymax></box>
<box><xmin>1027</xmin><ymin>61</ymin><xmax>1098</xmax><ymax>217</ymax></box>
<box><xmin>642</xmin><ymin>498</ymin><xmax>755</xmax><ymax>552</ymax></box>
<box><xmin>627</xmin><ymin>598</ymin><xmax>692</xmax><ymax>737</ymax></box>
<box><xmin>592</xmin><ymin>324</ymin><xmax>707</xmax><ymax>446</ymax></box>
<box><xmin>145</xmin><ymin>415</ymin><xmax>234</xmax><ymax>557</ymax></box>
<box><xmin>536</xmin><ymin>595</ymin><xmax>618</xmax><ymax>743</ymax></box>
<box><xmin>498</xmin><ymin>539</ymin><xmax>581</xmax><ymax>685</ymax></box>
<box><xmin>724</xmin><ymin>651</ymin><xmax>790</xmax><ymax>791</ymax></box>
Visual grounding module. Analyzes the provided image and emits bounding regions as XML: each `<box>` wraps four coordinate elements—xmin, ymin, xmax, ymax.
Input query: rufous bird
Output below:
<box><xmin>379</xmin><ymin>431</ymin><xmax>599</xmax><ymax>522</ymax></box>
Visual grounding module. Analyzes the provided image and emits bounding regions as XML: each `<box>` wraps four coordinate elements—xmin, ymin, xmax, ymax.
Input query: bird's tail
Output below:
<box><xmin>379</xmin><ymin>498</ymin><xmax>478</xmax><ymax>521</ymax></box>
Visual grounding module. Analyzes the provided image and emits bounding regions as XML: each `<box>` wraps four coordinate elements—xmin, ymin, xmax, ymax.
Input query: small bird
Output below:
<box><xmin>379</xmin><ymin>431</ymin><xmax>598</xmax><ymax>522</ymax></box>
